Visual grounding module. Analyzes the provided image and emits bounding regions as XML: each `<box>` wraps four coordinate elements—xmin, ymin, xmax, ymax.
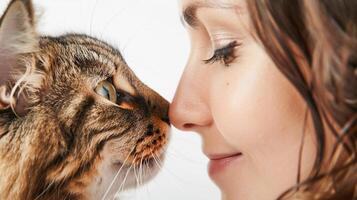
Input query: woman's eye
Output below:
<box><xmin>204</xmin><ymin>41</ymin><xmax>241</xmax><ymax>66</ymax></box>
<box><xmin>95</xmin><ymin>80</ymin><xmax>117</xmax><ymax>103</ymax></box>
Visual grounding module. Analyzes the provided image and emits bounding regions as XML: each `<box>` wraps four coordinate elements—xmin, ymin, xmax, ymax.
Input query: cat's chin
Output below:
<box><xmin>115</xmin><ymin>155</ymin><xmax>165</xmax><ymax>184</ymax></box>
<box><xmin>118</xmin><ymin>156</ymin><xmax>163</xmax><ymax>189</ymax></box>
<box><xmin>84</xmin><ymin>152</ymin><xmax>165</xmax><ymax>200</ymax></box>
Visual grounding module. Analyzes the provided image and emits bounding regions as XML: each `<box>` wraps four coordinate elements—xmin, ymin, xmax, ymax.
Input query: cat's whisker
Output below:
<box><xmin>134</xmin><ymin>158</ymin><xmax>142</xmax><ymax>190</ymax></box>
<box><xmin>101</xmin><ymin>146</ymin><xmax>135</xmax><ymax>200</ymax></box>
<box><xmin>101</xmin><ymin>8</ymin><xmax>127</xmax><ymax>35</ymax></box>
<box><xmin>166</xmin><ymin>146</ymin><xmax>206</xmax><ymax>165</ymax></box>
<box><xmin>152</xmin><ymin>153</ymin><xmax>207</xmax><ymax>198</ymax></box>
<box><xmin>117</xmin><ymin>159</ymin><xmax>135</xmax><ymax>195</ymax></box>
<box><xmin>139</xmin><ymin>156</ymin><xmax>144</xmax><ymax>187</ymax></box>
<box><xmin>137</xmin><ymin>158</ymin><xmax>143</xmax><ymax>187</ymax></box>
<box><xmin>144</xmin><ymin>174</ymin><xmax>151</xmax><ymax>200</ymax></box>
<box><xmin>146</xmin><ymin>158</ymin><xmax>151</xmax><ymax>174</ymax></box>
<box><xmin>139</xmin><ymin>157</ymin><xmax>145</xmax><ymax>199</ymax></box>
<box><xmin>152</xmin><ymin>152</ymin><xmax>191</xmax><ymax>186</ymax></box>
<box><xmin>89</xmin><ymin>0</ymin><xmax>99</xmax><ymax>36</ymax></box>
<box><xmin>132</xmin><ymin>162</ymin><xmax>140</xmax><ymax>199</ymax></box>
<box><xmin>34</xmin><ymin>180</ymin><xmax>55</xmax><ymax>200</ymax></box>
<box><xmin>133</xmin><ymin>160</ymin><xmax>140</xmax><ymax>189</ymax></box>
<box><xmin>151</xmin><ymin>153</ymin><xmax>163</xmax><ymax>174</ymax></box>
<box><xmin>153</xmin><ymin>152</ymin><xmax>163</xmax><ymax>168</ymax></box>
<box><xmin>144</xmin><ymin>159</ymin><xmax>154</xmax><ymax>200</ymax></box>
<box><xmin>165</xmin><ymin>152</ymin><xmax>206</xmax><ymax>167</ymax></box>
<box><xmin>136</xmin><ymin>158</ymin><xmax>149</xmax><ymax>200</ymax></box>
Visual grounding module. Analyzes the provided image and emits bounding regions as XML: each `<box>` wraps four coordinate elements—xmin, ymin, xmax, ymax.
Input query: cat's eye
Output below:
<box><xmin>95</xmin><ymin>81</ymin><xmax>117</xmax><ymax>103</ymax></box>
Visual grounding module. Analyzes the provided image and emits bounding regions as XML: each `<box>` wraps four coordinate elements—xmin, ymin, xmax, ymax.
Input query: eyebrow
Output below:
<box><xmin>182</xmin><ymin>5</ymin><xmax>198</xmax><ymax>28</ymax></box>
<box><xmin>181</xmin><ymin>2</ymin><xmax>238</xmax><ymax>29</ymax></box>
<box><xmin>181</xmin><ymin>3</ymin><xmax>205</xmax><ymax>28</ymax></box>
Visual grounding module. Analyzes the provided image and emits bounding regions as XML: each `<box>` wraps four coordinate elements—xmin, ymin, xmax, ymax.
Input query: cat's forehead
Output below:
<box><xmin>38</xmin><ymin>34</ymin><xmax>139</xmax><ymax>95</ymax></box>
<box><xmin>41</xmin><ymin>34</ymin><xmax>126</xmax><ymax>78</ymax></box>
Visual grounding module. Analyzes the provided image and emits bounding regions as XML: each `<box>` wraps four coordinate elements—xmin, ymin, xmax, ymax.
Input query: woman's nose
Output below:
<box><xmin>169</xmin><ymin>66</ymin><xmax>212</xmax><ymax>131</ymax></box>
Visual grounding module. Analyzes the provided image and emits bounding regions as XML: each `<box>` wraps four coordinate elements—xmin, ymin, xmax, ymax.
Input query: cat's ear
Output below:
<box><xmin>0</xmin><ymin>0</ymin><xmax>37</xmax><ymax>59</ymax></box>
<box><xmin>0</xmin><ymin>0</ymin><xmax>38</xmax><ymax>111</ymax></box>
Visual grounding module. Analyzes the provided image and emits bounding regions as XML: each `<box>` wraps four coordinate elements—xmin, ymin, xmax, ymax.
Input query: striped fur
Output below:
<box><xmin>0</xmin><ymin>1</ymin><xmax>170</xmax><ymax>200</ymax></box>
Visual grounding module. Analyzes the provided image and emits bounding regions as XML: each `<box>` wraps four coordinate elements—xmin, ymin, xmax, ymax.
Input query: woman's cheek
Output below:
<box><xmin>211</xmin><ymin>44</ymin><xmax>307</xmax><ymax>154</ymax></box>
<box><xmin>210</xmin><ymin>51</ymin><xmax>316</xmax><ymax>197</ymax></box>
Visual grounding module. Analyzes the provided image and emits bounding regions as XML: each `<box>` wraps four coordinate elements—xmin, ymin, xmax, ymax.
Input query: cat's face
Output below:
<box><xmin>0</xmin><ymin>1</ymin><xmax>169</xmax><ymax>199</ymax></box>
<box><xmin>39</xmin><ymin>35</ymin><xmax>170</xmax><ymax>199</ymax></box>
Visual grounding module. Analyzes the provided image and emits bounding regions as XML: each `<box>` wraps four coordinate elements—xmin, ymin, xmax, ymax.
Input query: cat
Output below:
<box><xmin>0</xmin><ymin>0</ymin><xmax>170</xmax><ymax>199</ymax></box>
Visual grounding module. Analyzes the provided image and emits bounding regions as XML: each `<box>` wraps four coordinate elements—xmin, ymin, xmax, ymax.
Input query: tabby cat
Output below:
<box><xmin>0</xmin><ymin>0</ymin><xmax>170</xmax><ymax>199</ymax></box>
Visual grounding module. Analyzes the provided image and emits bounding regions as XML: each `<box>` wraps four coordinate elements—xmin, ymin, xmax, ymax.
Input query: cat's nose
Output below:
<box><xmin>161</xmin><ymin>113</ymin><xmax>170</xmax><ymax>125</ymax></box>
<box><xmin>151</xmin><ymin>101</ymin><xmax>170</xmax><ymax>126</ymax></box>
<box><xmin>147</xmin><ymin>95</ymin><xmax>170</xmax><ymax>126</ymax></box>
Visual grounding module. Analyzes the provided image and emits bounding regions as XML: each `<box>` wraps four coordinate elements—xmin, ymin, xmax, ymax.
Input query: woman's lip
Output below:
<box><xmin>208</xmin><ymin>153</ymin><xmax>242</xmax><ymax>176</ymax></box>
<box><xmin>208</xmin><ymin>153</ymin><xmax>242</xmax><ymax>160</ymax></box>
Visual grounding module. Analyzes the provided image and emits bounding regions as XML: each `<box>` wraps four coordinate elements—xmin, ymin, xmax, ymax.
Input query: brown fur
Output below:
<box><xmin>0</xmin><ymin>1</ymin><xmax>170</xmax><ymax>199</ymax></box>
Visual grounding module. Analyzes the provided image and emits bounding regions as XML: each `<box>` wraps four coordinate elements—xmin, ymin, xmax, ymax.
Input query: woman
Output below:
<box><xmin>169</xmin><ymin>0</ymin><xmax>357</xmax><ymax>199</ymax></box>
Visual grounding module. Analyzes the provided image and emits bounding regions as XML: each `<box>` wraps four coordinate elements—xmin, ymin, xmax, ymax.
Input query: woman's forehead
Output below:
<box><xmin>180</xmin><ymin>0</ymin><xmax>244</xmax><ymax>9</ymax></box>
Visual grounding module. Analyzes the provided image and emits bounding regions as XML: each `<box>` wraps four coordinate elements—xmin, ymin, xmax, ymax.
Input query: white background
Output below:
<box><xmin>0</xmin><ymin>0</ymin><xmax>220</xmax><ymax>199</ymax></box>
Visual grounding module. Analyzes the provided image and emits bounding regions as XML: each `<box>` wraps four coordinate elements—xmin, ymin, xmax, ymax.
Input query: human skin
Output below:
<box><xmin>169</xmin><ymin>0</ymin><xmax>319</xmax><ymax>199</ymax></box>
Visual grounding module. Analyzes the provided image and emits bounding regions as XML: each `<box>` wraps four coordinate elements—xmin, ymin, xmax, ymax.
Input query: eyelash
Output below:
<box><xmin>204</xmin><ymin>41</ymin><xmax>241</xmax><ymax>67</ymax></box>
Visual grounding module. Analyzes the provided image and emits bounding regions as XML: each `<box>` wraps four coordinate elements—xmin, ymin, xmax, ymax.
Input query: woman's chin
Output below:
<box><xmin>208</xmin><ymin>154</ymin><xmax>244</xmax><ymax>189</ymax></box>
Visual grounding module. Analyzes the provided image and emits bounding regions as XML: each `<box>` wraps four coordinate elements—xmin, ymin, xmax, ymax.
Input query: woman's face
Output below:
<box><xmin>170</xmin><ymin>0</ymin><xmax>317</xmax><ymax>199</ymax></box>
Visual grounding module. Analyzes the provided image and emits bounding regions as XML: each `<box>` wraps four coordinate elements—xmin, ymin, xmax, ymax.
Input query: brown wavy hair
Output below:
<box><xmin>247</xmin><ymin>0</ymin><xmax>357</xmax><ymax>199</ymax></box>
